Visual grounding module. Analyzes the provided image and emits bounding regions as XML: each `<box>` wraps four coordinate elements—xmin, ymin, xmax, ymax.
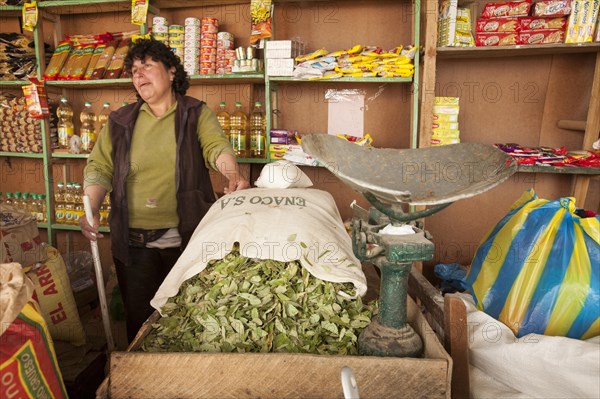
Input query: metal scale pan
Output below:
<box><xmin>301</xmin><ymin>134</ymin><xmax>518</xmax><ymax>208</ymax></box>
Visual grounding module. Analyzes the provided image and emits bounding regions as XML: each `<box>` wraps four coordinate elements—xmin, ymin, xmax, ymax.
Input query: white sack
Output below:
<box><xmin>456</xmin><ymin>293</ymin><xmax>600</xmax><ymax>399</ymax></box>
<box><xmin>151</xmin><ymin>188</ymin><xmax>367</xmax><ymax>312</ymax></box>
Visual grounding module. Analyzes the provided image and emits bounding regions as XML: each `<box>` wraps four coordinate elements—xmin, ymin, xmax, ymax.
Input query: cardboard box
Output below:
<box><xmin>266</xmin><ymin>58</ymin><xmax>295</xmax><ymax>76</ymax></box>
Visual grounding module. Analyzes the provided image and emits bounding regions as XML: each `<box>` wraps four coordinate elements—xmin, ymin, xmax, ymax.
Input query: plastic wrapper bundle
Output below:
<box><xmin>0</xmin><ymin>33</ymin><xmax>37</xmax><ymax>80</ymax></box>
<box><xmin>466</xmin><ymin>189</ymin><xmax>599</xmax><ymax>339</ymax></box>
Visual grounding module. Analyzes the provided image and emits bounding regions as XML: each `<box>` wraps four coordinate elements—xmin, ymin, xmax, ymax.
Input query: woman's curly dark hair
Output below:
<box><xmin>124</xmin><ymin>38</ymin><xmax>189</xmax><ymax>96</ymax></box>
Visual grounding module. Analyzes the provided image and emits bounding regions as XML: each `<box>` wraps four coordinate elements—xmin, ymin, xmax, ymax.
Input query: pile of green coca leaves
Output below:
<box><xmin>141</xmin><ymin>250</ymin><xmax>377</xmax><ymax>355</ymax></box>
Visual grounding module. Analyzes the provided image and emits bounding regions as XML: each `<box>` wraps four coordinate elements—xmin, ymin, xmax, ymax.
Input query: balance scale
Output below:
<box><xmin>302</xmin><ymin>135</ymin><xmax>517</xmax><ymax>357</ymax></box>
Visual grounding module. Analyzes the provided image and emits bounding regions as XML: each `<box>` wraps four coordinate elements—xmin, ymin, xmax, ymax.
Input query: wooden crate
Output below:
<box><xmin>97</xmin><ymin>296</ymin><xmax>452</xmax><ymax>399</ymax></box>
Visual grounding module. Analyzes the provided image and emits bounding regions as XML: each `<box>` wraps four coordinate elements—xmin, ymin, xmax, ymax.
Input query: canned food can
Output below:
<box><xmin>217</xmin><ymin>39</ymin><xmax>234</xmax><ymax>49</ymax></box>
<box><xmin>217</xmin><ymin>31</ymin><xmax>234</xmax><ymax>41</ymax></box>
<box><xmin>185</xmin><ymin>17</ymin><xmax>200</xmax><ymax>26</ymax></box>
<box><xmin>184</xmin><ymin>53</ymin><xmax>198</xmax><ymax>63</ymax></box>
<box><xmin>153</xmin><ymin>25</ymin><xmax>168</xmax><ymax>34</ymax></box>
<box><xmin>200</xmin><ymin>61</ymin><xmax>216</xmax><ymax>69</ymax></box>
<box><xmin>184</xmin><ymin>46</ymin><xmax>200</xmax><ymax>54</ymax></box>
<box><xmin>236</xmin><ymin>46</ymin><xmax>245</xmax><ymax>60</ymax></box>
<box><xmin>201</xmin><ymin>24</ymin><xmax>218</xmax><ymax>33</ymax></box>
<box><xmin>246</xmin><ymin>46</ymin><xmax>255</xmax><ymax>60</ymax></box>
<box><xmin>153</xmin><ymin>16</ymin><xmax>167</xmax><ymax>26</ymax></box>
<box><xmin>200</xmin><ymin>53</ymin><xmax>216</xmax><ymax>62</ymax></box>
<box><xmin>201</xmin><ymin>17</ymin><xmax>218</xmax><ymax>26</ymax></box>
<box><xmin>169</xmin><ymin>24</ymin><xmax>185</xmax><ymax>33</ymax></box>
<box><xmin>201</xmin><ymin>38</ymin><xmax>217</xmax><ymax>48</ymax></box>
<box><xmin>201</xmin><ymin>32</ymin><xmax>217</xmax><ymax>41</ymax></box>
<box><xmin>169</xmin><ymin>39</ymin><xmax>185</xmax><ymax>47</ymax></box>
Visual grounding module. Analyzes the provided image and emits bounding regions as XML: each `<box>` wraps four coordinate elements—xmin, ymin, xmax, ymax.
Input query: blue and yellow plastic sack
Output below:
<box><xmin>466</xmin><ymin>189</ymin><xmax>599</xmax><ymax>339</ymax></box>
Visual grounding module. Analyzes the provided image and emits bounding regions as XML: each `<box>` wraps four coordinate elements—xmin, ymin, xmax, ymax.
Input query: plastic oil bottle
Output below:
<box><xmin>80</xmin><ymin>102</ymin><xmax>97</xmax><ymax>153</ymax></box>
<box><xmin>13</xmin><ymin>192</ymin><xmax>22</xmax><ymax>211</ymax></box>
<box><xmin>73</xmin><ymin>183</ymin><xmax>84</xmax><ymax>223</ymax></box>
<box><xmin>64</xmin><ymin>182</ymin><xmax>75</xmax><ymax>224</ymax></box>
<box><xmin>249</xmin><ymin>101</ymin><xmax>266</xmax><ymax>159</ymax></box>
<box><xmin>57</xmin><ymin>97</ymin><xmax>75</xmax><ymax>149</ymax></box>
<box><xmin>229</xmin><ymin>101</ymin><xmax>248</xmax><ymax>158</ymax></box>
<box><xmin>216</xmin><ymin>101</ymin><xmax>230</xmax><ymax>142</ymax></box>
<box><xmin>55</xmin><ymin>182</ymin><xmax>66</xmax><ymax>224</ymax></box>
<box><xmin>5</xmin><ymin>192</ymin><xmax>13</xmax><ymax>206</ymax></box>
<box><xmin>97</xmin><ymin>102</ymin><xmax>111</xmax><ymax>133</ymax></box>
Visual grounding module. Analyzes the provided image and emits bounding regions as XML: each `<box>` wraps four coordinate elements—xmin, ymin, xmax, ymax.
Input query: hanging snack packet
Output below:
<box><xmin>22</xmin><ymin>78</ymin><xmax>50</xmax><ymax>119</ymax></box>
<box><xmin>131</xmin><ymin>0</ymin><xmax>149</xmax><ymax>25</ymax></box>
<box><xmin>250</xmin><ymin>0</ymin><xmax>272</xmax><ymax>44</ymax></box>
<box><xmin>22</xmin><ymin>1</ymin><xmax>38</xmax><ymax>32</ymax></box>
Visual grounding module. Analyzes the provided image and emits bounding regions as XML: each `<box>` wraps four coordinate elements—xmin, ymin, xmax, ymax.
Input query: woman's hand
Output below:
<box><xmin>224</xmin><ymin>178</ymin><xmax>250</xmax><ymax>194</ymax></box>
<box><xmin>79</xmin><ymin>213</ymin><xmax>103</xmax><ymax>241</ymax></box>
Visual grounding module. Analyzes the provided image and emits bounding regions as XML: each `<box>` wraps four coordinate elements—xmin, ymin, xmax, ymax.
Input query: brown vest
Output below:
<box><xmin>108</xmin><ymin>95</ymin><xmax>215</xmax><ymax>264</ymax></box>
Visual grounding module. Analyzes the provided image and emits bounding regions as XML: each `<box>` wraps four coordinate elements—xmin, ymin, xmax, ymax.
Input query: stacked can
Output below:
<box><xmin>152</xmin><ymin>17</ymin><xmax>169</xmax><ymax>46</ymax></box>
<box><xmin>184</xmin><ymin>17</ymin><xmax>201</xmax><ymax>76</ymax></box>
<box><xmin>216</xmin><ymin>32</ymin><xmax>235</xmax><ymax>74</ymax></box>
<box><xmin>168</xmin><ymin>24</ymin><xmax>185</xmax><ymax>62</ymax></box>
<box><xmin>200</xmin><ymin>17</ymin><xmax>218</xmax><ymax>75</ymax></box>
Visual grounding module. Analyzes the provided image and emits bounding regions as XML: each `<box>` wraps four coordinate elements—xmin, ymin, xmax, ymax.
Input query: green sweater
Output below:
<box><xmin>83</xmin><ymin>102</ymin><xmax>234</xmax><ymax>229</ymax></box>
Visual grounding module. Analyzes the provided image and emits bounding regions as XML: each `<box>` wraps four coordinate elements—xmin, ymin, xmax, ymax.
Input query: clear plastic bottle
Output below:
<box><xmin>55</xmin><ymin>182</ymin><xmax>66</xmax><ymax>224</ymax></box>
<box><xmin>73</xmin><ymin>183</ymin><xmax>84</xmax><ymax>223</ymax></box>
<box><xmin>249</xmin><ymin>101</ymin><xmax>266</xmax><ymax>159</ymax></box>
<box><xmin>229</xmin><ymin>101</ymin><xmax>248</xmax><ymax>158</ymax></box>
<box><xmin>5</xmin><ymin>192</ymin><xmax>13</xmax><ymax>206</ymax></box>
<box><xmin>57</xmin><ymin>97</ymin><xmax>75</xmax><ymax>149</ymax></box>
<box><xmin>63</xmin><ymin>182</ymin><xmax>75</xmax><ymax>224</ymax></box>
<box><xmin>80</xmin><ymin>102</ymin><xmax>97</xmax><ymax>153</ymax></box>
<box><xmin>13</xmin><ymin>192</ymin><xmax>22</xmax><ymax>210</ymax></box>
<box><xmin>216</xmin><ymin>101</ymin><xmax>230</xmax><ymax>142</ymax></box>
<box><xmin>32</xmin><ymin>194</ymin><xmax>42</xmax><ymax>223</ymax></box>
<box><xmin>97</xmin><ymin>102</ymin><xmax>110</xmax><ymax>133</ymax></box>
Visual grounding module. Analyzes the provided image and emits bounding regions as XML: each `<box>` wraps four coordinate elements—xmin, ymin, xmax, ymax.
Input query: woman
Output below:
<box><xmin>80</xmin><ymin>38</ymin><xmax>250</xmax><ymax>342</ymax></box>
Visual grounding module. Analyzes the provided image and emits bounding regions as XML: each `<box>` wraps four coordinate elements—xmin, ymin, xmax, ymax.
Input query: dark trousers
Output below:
<box><xmin>114</xmin><ymin>246</ymin><xmax>181</xmax><ymax>343</ymax></box>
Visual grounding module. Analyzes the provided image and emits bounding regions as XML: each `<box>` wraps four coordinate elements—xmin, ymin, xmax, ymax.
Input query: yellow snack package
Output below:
<box><xmin>250</xmin><ymin>0</ymin><xmax>273</xmax><ymax>44</ymax></box>
<box><xmin>131</xmin><ymin>0</ymin><xmax>149</xmax><ymax>25</ymax></box>
<box><xmin>22</xmin><ymin>1</ymin><xmax>38</xmax><ymax>32</ymax></box>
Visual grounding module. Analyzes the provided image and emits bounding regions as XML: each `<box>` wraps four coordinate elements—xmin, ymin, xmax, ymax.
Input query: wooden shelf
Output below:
<box><xmin>46</xmin><ymin>79</ymin><xmax>133</xmax><ymax>89</ymax></box>
<box><xmin>0</xmin><ymin>80</ymin><xmax>28</xmax><ymax>87</ymax></box>
<box><xmin>268</xmin><ymin>76</ymin><xmax>414</xmax><ymax>83</ymax></box>
<box><xmin>437</xmin><ymin>43</ymin><xmax>600</xmax><ymax>59</ymax></box>
<box><xmin>52</xmin><ymin>152</ymin><xmax>90</xmax><ymax>159</ymax></box>
<box><xmin>189</xmin><ymin>73</ymin><xmax>264</xmax><ymax>85</ymax></box>
<box><xmin>0</xmin><ymin>5</ymin><xmax>21</xmax><ymax>16</ymax></box>
<box><xmin>237</xmin><ymin>157</ymin><xmax>270</xmax><ymax>164</ymax></box>
<box><xmin>0</xmin><ymin>151</ymin><xmax>45</xmax><ymax>158</ymax></box>
<box><xmin>44</xmin><ymin>74</ymin><xmax>264</xmax><ymax>89</ymax></box>
<box><xmin>517</xmin><ymin>165</ymin><xmax>600</xmax><ymax>175</ymax></box>
<box><xmin>52</xmin><ymin>223</ymin><xmax>110</xmax><ymax>233</ymax></box>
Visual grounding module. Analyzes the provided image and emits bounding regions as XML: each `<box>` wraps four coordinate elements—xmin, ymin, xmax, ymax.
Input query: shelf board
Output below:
<box><xmin>0</xmin><ymin>151</ymin><xmax>44</xmax><ymax>158</ymax></box>
<box><xmin>437</xmin><ymin>43</ymin><xmax>600</xmax><ymax>59</ymax></box>
<box><xmin>46</xmin><ymin>78</ymin><xmax>133</xmax><ymax>89</ymax></box>
<box><xmin>37</xmin><ymin>223</ymin><xmax>50</xmax><ymax>229</ymax></box>
<box><xmin>268</xmin><ymin>76</ymin><xmax>413</xmax><ymax>83</ymax></box>
<box><xmin>237</xmin><ymin>157</ymin><xmax>270</xmax><ymax>164</ymax></box>
<box><xmin>189</xmin><ymin>73</ymin><xmax>264</xmax><ymax>85</ymax></box>
<box><xmin>517</xmin><ymin>164</ymin><xmax>600</xmax><ymax>175</ymax></box>
<box><xmin>52</xmin><ymin>152</ymin><xmax>90</xmax><ymax>159</ymax></box>
<box><xmin>0</xmin><ymin>5</ymin><xmax>21</xmax><ymax>16</ymax></box>
<box><xmin>0</xmin><ymin>80</ymin><xmax>28</xmax><ymax>87</ymax></box>
<box><xmin>52</xmin><ymin>223</ymin><xmax>110</xmax><ymax>233</ymax></box>
<box><xmin>38</xmin><ymin>0</ymin><xmax>132</xmax><ymax>14</ymax></box>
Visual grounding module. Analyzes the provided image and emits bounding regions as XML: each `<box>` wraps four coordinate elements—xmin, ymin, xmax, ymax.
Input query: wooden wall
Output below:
<box><xmin>2</xmin><ymin>0</ymin><xmax>598</xmax><ymax>274</ymax></box>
